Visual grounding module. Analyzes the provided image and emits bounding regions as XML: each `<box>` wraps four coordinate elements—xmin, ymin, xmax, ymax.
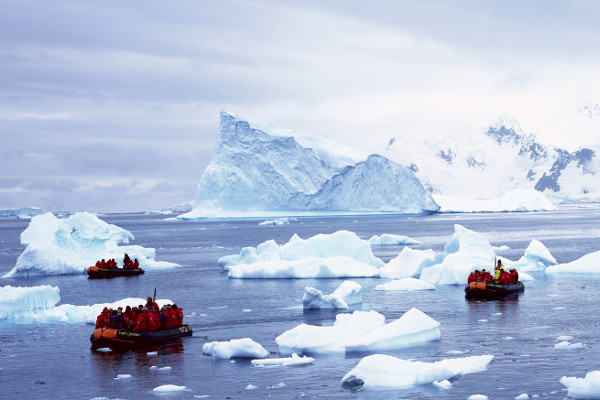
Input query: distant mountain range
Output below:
<box><xmin>384</xmin><ymin>114</ymin><xmax>599</xmax><ymax>204</ymax></box>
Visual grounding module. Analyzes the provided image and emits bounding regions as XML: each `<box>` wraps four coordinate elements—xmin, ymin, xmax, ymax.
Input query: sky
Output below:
<box><xmin>2</xmin><ymin>0</ymin><xmax>600</xmax><ymax>213</ymax></box>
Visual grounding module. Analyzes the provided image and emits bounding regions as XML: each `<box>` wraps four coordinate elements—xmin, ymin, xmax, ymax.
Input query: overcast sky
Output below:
<box><xmin>2</xmin><ymin>0</ymin><xmax>600</xmax><ymax>213</ymax></box>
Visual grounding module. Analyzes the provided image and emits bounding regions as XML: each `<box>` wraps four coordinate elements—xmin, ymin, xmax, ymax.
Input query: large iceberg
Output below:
<box><xmin>179</xmin><ymin>111</ymin><xmax>439</xmax><ymax>218</ymax></box>
<box><xmin>276</xmin><ymin>308</ymin><xmax>440</xmax><ymax>354</ymax></box>
<box><xmin>341</xmin><ymin>354</ymin><xmax>494</xmax><ymax>390</ymax></box>
<box><xmin>0</xmin><ymin>285</ymin><xmax>173</xmax><ymax>323</ymax></box>
<box><xmin>302</xmin><ymin>280</ymin><xmax>363</xmax><ymax>310</ymax></box>
<box><xmin>3</xmin><ymin>212</ymin><xmax>178</xmax><ymax>278</ymax></box>
<box><xmin>220</xmin><ymin>230</ymin><xmax>384</xmax><ymax>279</ymax></box>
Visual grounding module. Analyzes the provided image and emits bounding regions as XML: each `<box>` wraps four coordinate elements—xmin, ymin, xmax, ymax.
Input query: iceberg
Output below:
<box><xmin>179</xmin><ymin>111</ymin><xmax>439</xmax><ymax>219</ymax></box>
<box><xmin>379</xmin><ymin>247</ymin><xmax>438</xmax><ymax>279</ymax></box>
<box><xmin>302</xmin><ymin>280</ymin><xmax>362</xmax><ymax>310</ymax></box>
<box><xmin>546</xmin><ymin>250</ymin><xmax>600</xmax><ymax>275</ymax></box>
<box><xmin>3</xmin><ymin>212</ymin><xmax>178</xmax><ymax>278</ymax></box>
<box><xmin>202</xmin><ymin>338</ymin><xmax>269</xmax><ymax>359</ymax></box>
<box><xmin>375</xmin><ymin>278</ymin><xmax>435</xmax><ymax>291</ymax></box>
<box><xmin>0</xmin><ymin>285</ymin><xmax>174</xmax><ymax>324</ymax></box>
<box><xmin>220</xmin><ymin>230</ymin><xmax>384</xmax><ymax>279</ymax></box>
<box><xmin>560</xmin><ymin>371</ymin><xmax>600</xmax><ymax>399</ymax></box>
<box><xmin>344</xmin><ymin>308</ymin><xmax>440</xmax><ymax>352</ymax></box>
<box><xmin>420</xmin><ymin>224</ymin><xmax>495</xmax><ymax>285</ymax></box>
<box><xmin>276</xmin><ymin>308</ymin><xmax>440</xmax><ymax>354</ymax></box>
<box><xmin>341</xmin><ymin>354</ymin><xmax>494</xmax><ymax>390</ymax></box>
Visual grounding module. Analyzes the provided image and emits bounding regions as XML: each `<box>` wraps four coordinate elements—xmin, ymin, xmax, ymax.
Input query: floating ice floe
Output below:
<box><xmin>220</xmin><ymin>230</ymin><xmax>383</xmax><ymax>279</ymax></box>
<box><xmin>251</xmin><ymin>353</ymin><xmax>314</xmax><ymax>367</ymax></box>
<box><xmin>560</xmin><ymin>371</ymin><xmax>600</xmax><ymax>399</ymax></box>
<box><xmin>202</xmin><ymin>338</ymin><xmax>269</xmax><ymax>359</ymax></box>
<box><xmin>554</xmin><ymin>341</ymin><xmax>584</xmax><ymax>350</ymax></box>
<box><xmin>276</xmin><ymin>308</ymin><xmax>439</xmax><ymax>354</ymax></box>
<box><xmin>302</xmin><ymin>280</ymin><xmax>362</xmax><ymax>310</ymax></box>
<box><xmin>511</xmin><ymin>239</ymin><xmax>557</xmax><ymax>272</ymax></box>
<box><xmin>369</xmin><ymin>234</ymin><xmax>420</xmax><ymax>246</ymax></box>
<box><xmin>546</xmin><ymin>250</ymin><xmax>600</xmax><ymax>275</ymax></box>
<box><xmin>0</xmin><ymin>285</ymin><xmax>173</xmax><ymax>324</ymax></box>
<box><xmin>374</xmin><ymin>277</ymin><xmax>435</xmax><ymax>291</ymax></box>
<box><xmin>379</xmin><ymin>248</ymin><xmax>438</xmax><ymax>279</ymax></box>
<box><xmin>341</xmin><ymin>354</ymin><xmax>494</xmax><ymax>390</ymax></box>
<box><xmin>153</xmin><ymin>384</ymin><xmax>187</xmax><ymax>393</ymax></box>
<box><xmin>3</xmin><ymin>212</ymin><xmax>178</xmax><ymax>278</ymax></box>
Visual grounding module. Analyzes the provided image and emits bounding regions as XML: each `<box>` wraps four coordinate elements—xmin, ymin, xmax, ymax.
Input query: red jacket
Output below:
<box><xmin>175</xmin><ymin>308</ymin><xmax>183</xmax><ymax>327</ymax></box>
<box><xmin>132</xmin><ymin>314</ymin><xmax>146</xmax><ymax>331</ymax></box>
<box><xmin>96</xmin><ymin>313</ymin><xmax>109</xmax><ymax>328</ymax></box>
<box><xmin>145</xmin><ymin>311</ymin><xmax>158</xmax><ymax>331</ymax></box>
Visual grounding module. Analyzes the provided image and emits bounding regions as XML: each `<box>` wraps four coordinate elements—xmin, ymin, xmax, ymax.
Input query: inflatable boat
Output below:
<box><xmin>90</xmin><ymin>325</ymin><xmax>192</xmax><ymax>350</ymax></box>
<box><xmin>465</xmin><ymin>281</ymin><xmax>524</xmax><ymax>300</ymax></box>
<box><xmin>87</xmin><ymin>266</ymin><xmax>145</xmax><ymax>279</ymax></box>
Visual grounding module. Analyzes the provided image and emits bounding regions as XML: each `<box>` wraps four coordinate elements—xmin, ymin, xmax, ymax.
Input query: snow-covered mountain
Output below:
<box><xmin>385</xmin><ymin>115</ymin><xmax>600</xmax><ymax>204</ymax></box>
<box><xmin>180</xmin><ymin>111</ymin><xmax>439</xmax><ymax>218</ymax></box>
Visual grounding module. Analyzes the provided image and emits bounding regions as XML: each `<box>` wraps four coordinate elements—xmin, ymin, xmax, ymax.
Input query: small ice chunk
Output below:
<box><xmin>433</xmin><ymin>380</ymin><xmax>452</xmax><ymax>389</ymax></box>
<box><xmin>202</xmin><ymin>338</ymin><xmax>269</xmax><ymax>359</ymax></box>
<box><xmin>251</xmin><ymin>353</ymin><xmax>314</xmax><ymax>367</ymax></box>
<box><xmin>152</xmin><ymin>384</ymin><xmax>187</xmax><ymax>392</ymax></box>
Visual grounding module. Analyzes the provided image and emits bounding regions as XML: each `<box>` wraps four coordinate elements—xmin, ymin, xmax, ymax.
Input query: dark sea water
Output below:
<box><xmin>1</xmin><ymin>206</ymin><xmax>600</xmax><ymax>399</ymax></box>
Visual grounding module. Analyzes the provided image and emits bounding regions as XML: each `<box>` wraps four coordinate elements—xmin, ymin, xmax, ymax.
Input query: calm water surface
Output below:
<box><xmin>1</xmin><ymin>207</ymin><xmax>600</xmax><ymax>399</ymax></box>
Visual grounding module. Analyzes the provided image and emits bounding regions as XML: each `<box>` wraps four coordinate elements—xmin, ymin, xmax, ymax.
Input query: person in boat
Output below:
<box><xmin>479</xmin><ymin>269</ymin><xmax>491</xmax><ymax>282</ymax></box>
<box><xmin>497</xmin><ymin>268</ymin><xmax>512</xmax><ymax>284</ymax></box>
<box><xmin>96</xmin><ymin>307</ymin><xmax>110</xmax><ymax>328</ymax></box>
<box><xmin>172</xmin><ymin>304</ymin><xmax>183</xmax><ymax>327</ymax></box>
<box><xmin>468</xmin><ymin>270</ymin><xmax>479</xmax><ymax>283</ymax></box>
<box><xmin>159</xmin><ymin>307</ymin><xmax>169</xmax><ymax>330</ymax></box>
<box><xmin>123</xmin><ymin>253</ymin><xmax>132</xmax><ymax>268</ymax></box>
<box><xmin>108</xmin><ymin>309</ymin><xmax>125</xmax><ymax>329</ymax></box>
<box><xmin>132</xmin><ymin>308</ymin><xmax>147</xmax><ymax>331</ymax></box>
<box><xmin>494</xmin><ymin>260</ymin><xmax>505</xmax><ymax>282</ymax></box>
<box><xmin>133</xmin><ymin>259</ymin><xmax>139</xmax><ymax>269</ymax></box>
<box><xmin>145</xmin><ymin>307</ymin><xmax>158</xmax><ymax>331</ymax></box>
<box><xmin>146</xmin><ymin>297</ymin><xmax>159</xmax><ymax>311</ymax></box>
<box><xmin>509</xmin><ymin>268</ymin><xmax>519</xmax><ymax>283</ymax></box>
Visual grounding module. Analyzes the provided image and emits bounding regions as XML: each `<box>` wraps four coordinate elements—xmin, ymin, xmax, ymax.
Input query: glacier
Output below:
<box><xmin>3</xmin><ymin>212</ymin><xmax>178</xmax><ymax>278</ymax></box>
<box><xmin>0</xmin><ymin>207</ymin><xmax>43</xmax><ymax>219</ymax></box>
<box><xmin>179</xmin><ymin>111</ymin><xmax>439</xmax><ymax>219</ymax></box>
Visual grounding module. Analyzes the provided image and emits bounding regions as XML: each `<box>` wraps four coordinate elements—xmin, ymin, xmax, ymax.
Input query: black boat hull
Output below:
<box><xmin>87</xmin><ymin>266</ymin><xmax>145</xmax><ymax>279</ymax></box>
<box><xmin>90</xmin><ymin>325</ymin><xmax>192</xmax><ymax>350</ymax></box>
<box><xmin>465</xmin><ymin>281</ymin><xmax>524</xmax><ymax>300</ymax></box>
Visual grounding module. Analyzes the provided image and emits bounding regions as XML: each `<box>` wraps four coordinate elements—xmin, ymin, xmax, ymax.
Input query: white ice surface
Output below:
<box><xmin>379</xmin><ymin>248</ymin><xmax>438</xmax><ymax>279</ymax></box>
<box><xmin>546</xmin><ymin>250</ymin><xmax>600</xmax><ymax>275</ymax></box>
<box><xmin>202</xmin><ymin>338</ymin><xmax>269</xmax><ymax>359</ymax></box>
<box><xmin>341</xmin><ymin>354</ymin><xmax>494</xmax><ymax>390</ymax></box>
<box><xmin>302</xmin><ymin>280</ymin><xmax>362</xmax><ymax>310</ymax></box>
<box><xmin>369</xmin><ymin>234</ymin><xmax>420</xmax><ymax>246</ymax></box>
<box><xmin>251</xmin><ymin>353</ymin><xmax>315</xmax><ymax>367</ymax></box>
<box><xmin>560</xmin><ymin>371</ymin><xmax>600</xmax><ymax>399</ymax></box>
<box><xmin>0</xmin><ymin>285</ymin><xmax>173</xmax><ymax>324</ymax></box>
<box><xmin>3</xmin><ymin>212</ymin><xmax>178</xmax><ymax>278</ymax></box>
<box><xmin>375</xmin><ymin>278</ymin><xmax>435</xmax><ymax>291</ymax></box>
<box><xmin>276</xmin><ymin>308</ymin><xmax>439</xmax><ymax>354</ymax></box>
<box><xmin>433</xmin><ymin>189</ymin><xmax>556</xmax><ymax>213</ymax></box>
<box><xmin>220</xmin><ymin>230</ymin><xmax>383</xmax><ymax>279</ymax></box>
